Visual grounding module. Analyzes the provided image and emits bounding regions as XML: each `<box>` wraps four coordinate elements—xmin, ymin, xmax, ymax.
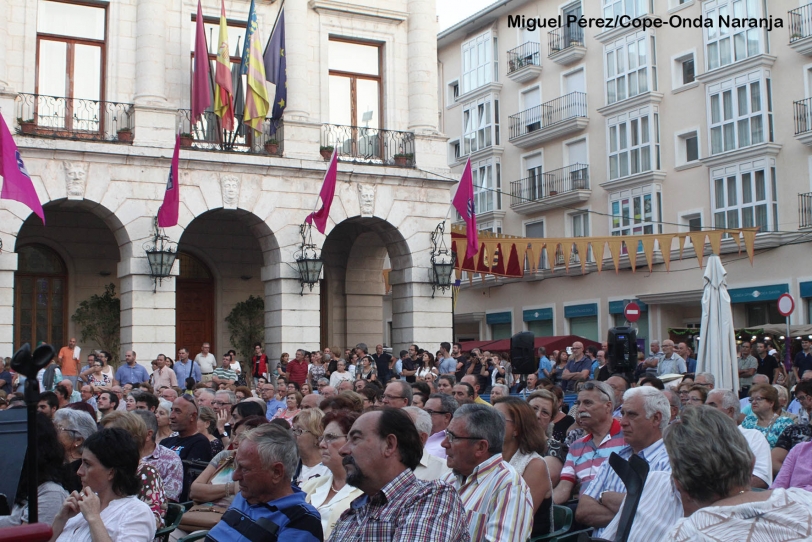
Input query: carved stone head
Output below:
<box><xmin>64</xmin><ymin>161</ymin><xmax>88</xmax><ymax>199</ymax></box>
<box><xmin>220</xmin><ymin>175</ymin><xmax>240</xmax><ymax>208</ymax></box>
<box><xmin>357</xmin><ymin>184</ymin><xmax>376</xmax><ymax>217</ymax></box>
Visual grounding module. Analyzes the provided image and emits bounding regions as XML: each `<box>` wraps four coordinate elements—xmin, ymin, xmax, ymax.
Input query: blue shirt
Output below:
<box><xmin>538</xmin><ymin>356</ymin><xmax>553</xmax><ymax>380</ymax></box>
<box><xmin>114</xmin><ymin>363</ymin><xmax>149</xmax><ymax>386</ymax></box>
<box><xmin>265</xmin><ymin>399</ymin><xmax>287</xmax><ymax>420</ymax></box>
<box><xmin>173</xmin><ymin>359</ymin><xmax>201</xmax><ymax>385</ymax></box>
<box><xmin>206</xmin><ymin>488</ymin><xmax>323</xmax><ymax>542</ymax></box>
<box><xmin>438</xmin><ymin>356</ymin><xmax>456</xmax><ymax>375</ymax></box>
<box><xmin>686</xmin><ymin>357</ymin><xmax>697</xmax><ymax>373</ymax></box>
<box><xmin>563</xmin><ymin>356</ymin><xmax>592</xmax><ymax>391</ymax></box>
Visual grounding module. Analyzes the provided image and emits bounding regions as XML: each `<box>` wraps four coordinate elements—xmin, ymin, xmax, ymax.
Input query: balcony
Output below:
<box><xmin>801</xmin><ymin>192</ymin><xmax>812</xmax><ymax>229</ymax></box>
<box><xmin>510</xmin><ymin>163</ymin><xmax>590</xmax><ymax>215</ymax></box>
<box><xmin>176</xmin><ymin>110</ymin><xmax>283</xmax><ymax>154</ymax></box>
<box><xmin>548</xmin><ymin>26</ymin><xmax>586</xmax><ymax>66</ymax></box>
<box><xmin>321</xmin><ymin>124</ymin><xmax>415</xmax><ymax>167</ymax></box>
<box><xmin>794</xmin><ymin>97</ymin><xmax>812</xmax><ymax>147</ymax></box>
<box><xmin>508</xmin><ymin>92</ymin><xmax>588</xmax><ymax>149</ymax></box>
<box><xmin>507</xmin><ymin>42</ymin><xmax>542</xmax><ymax>83</ymax></box>
<box><xmin>789</xmin><ymin>4</ymin><xmax>812</xmax><ymax>55</ymax></box>
<box><xmin>15</xmin><ymin>93</ymin><xmax>133</xmax><ymax>143</ymax></box>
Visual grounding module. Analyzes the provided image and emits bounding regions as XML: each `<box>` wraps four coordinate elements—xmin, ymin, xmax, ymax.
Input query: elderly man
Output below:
<box><xmin>441</xmin><ymin>404</ymin><xmax>533</xmax><ymax>542</ymax></box>
<box><xmin>662</xmin><ymin>389</ymin><xmax>681</xmax><ymax>424</ymax></box>
<box><xmin>80</xmin><ymin>384</ymin><xmax>97</xmax><ymax>411</ymax></box>
<box><xmin>403</xmin><ymin>406</ymin><xmax>451</xmax><ymax>481</ymax></box>
<box><xmin>694</xmin><ymin>372</ymin><xmax>715</xmax><ymax>390</ymax></box>
<box><xmin>553</xmin><ymin>381</ymin><xmax>625</xmax><ymax>504</ymax></box>
<box><xmin>678</xmin><ymin>342</ymin><xmax>697</xmax><ymax>373</ymax></box>
<box><xmin>490</xmin><ymin>384</ymin><xmax>510</xmax><ymax>403</ymax></box>
<box><xmin>331</xmin><ymin>408</ymin><xmax>470</xmax><ymax>541</ymax></box>
<box><xmin>301</xmin><ymin>394</ymin><xmax>322</xmax><ymax>410</ymax></box>
<box><xmin>195</xmin><ymin>387</ymin><xmax>216</xmax><ymax>408</ymax></box>
<box><xmin>642</xmin><ymin>340</ymin><xmax>665</xmax><ymax>377</ymax></box>
<box><xmin>382</xmin><ymin>381</ymin><xmax>412</xmax><ymax>408</ymax></box>
<box><xmin>110</xmin><ymin>385</ymin><xmax>127</xmax><ymax>411</ymax></box>
<box><xmin>208</xmin><ymin>424</ymin><xmax>323</xmax><ymax>541</ymax></box>
<box><xmin>194</xmin><ymin>342</ymin><xmax>217</xmax><ymax>384</ymax></box>
<box><xmin>656</xmin><ymin>340</ymin><xmax>686</xmax><ymax>376</ymax></box>
<box><xmin>320</xmin><ymin>385</ymin><xmax>336</xmax><ymax>399</ymax></box>
<box><xmin>423</xmin><ymin>393</ymin><xmax>458</xmax><ymax>459</ymax></box>
<box><xmin>134</xmin><ymin>409</ymin><xmax>184</xmax><ymax>502</ymax></box>
<box><xmin>162</xmin><ymin>396</ymin><xmax>213</xmax><ymax>501</ymax></box>
<box><xmin>115</xmin><ymin>350</ymin><xmax>149</xmax><ymax>386</ymax></box>
<box><xmin>576</xmin><ymin>386</ymin><xmax>671</xmax><ymax>536</ymax></box>
<box><xmin>159</xmin><ymin>387</ymin><xmax>178</xmax><ymax>402</ymax></box>
<box><xmin>57</xmin><ymin>379</ymin><xmax>81</xmax><ymax>404</ymax></box>
<box><xmin>461</xmin><ymin>374</ymin><xmax>491</xmax><ymax>406</ymax></box>
<box><xmin>706</xmin><ymin>388</ymin><xmax>771</xmax><ymax>488</ymax></box>
<box><xmin>605</xmin><ymin>375</ymin><xmax>629</xmax><ymax>418</ymax></box>
<box><xmin>452</xmin><ymin>382</ymin><xmax>475</xmax><ymax>405</ymax></box>
<box><xmin>260</xmin><ymin>383</ymin><xmax>286</xmax><ymax>420</ymax></box>
<box><xmin>562</xmin><ymin>342</ymin><xmax>592</xmax><ymax>392</ymax></box>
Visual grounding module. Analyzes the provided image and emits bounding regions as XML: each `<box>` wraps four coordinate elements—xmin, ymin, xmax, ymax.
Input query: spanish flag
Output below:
<box><xmin>241</xmin><ymin>0</ymin><xmax>269</xmax><ymax>132</ymax></box>
<box><xmin>214</xmin><ymin>0</ymin><xmax>235</xmax><ymax>131</ymax></box>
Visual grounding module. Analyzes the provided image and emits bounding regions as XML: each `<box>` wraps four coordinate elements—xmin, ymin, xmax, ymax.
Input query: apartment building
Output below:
<box><xmin>438</xmin><ymin>0</ymin><xmax>812</xmax><ymax>347</ymax></box>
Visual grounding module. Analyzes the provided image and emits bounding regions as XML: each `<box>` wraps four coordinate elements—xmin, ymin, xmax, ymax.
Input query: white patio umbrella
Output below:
<box><xmin>695</xmin><ymin>255</ymin><xmax>739</xmax><ymax>391</ymax></box>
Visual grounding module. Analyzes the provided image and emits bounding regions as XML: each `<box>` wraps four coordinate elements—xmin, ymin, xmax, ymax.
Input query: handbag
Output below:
<box><xmin>178</xmin><ymin>503</ymin><xmax>229</xmax><ymax>531</ymax></box>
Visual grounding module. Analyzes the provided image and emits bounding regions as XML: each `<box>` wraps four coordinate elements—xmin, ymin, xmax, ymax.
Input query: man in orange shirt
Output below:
<box><xmin>58</xmin><ymin>337</ymin><xmax>81</xmax><ymax>388</ymax></box>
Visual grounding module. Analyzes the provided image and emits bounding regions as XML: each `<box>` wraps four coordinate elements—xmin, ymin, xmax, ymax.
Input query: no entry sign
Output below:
<box><xmin>624</xmin><ymin>302</ymin><xmax>641</xmax><ymax>323</ymax></box>
<box><xmin>777</xmin><ymin>294</ymin><xmax>795</xmax><ymax>317</ymax></box>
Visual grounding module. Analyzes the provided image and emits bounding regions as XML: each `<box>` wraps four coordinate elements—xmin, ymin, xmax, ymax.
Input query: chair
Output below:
<box><xmin>154</xmin><ymin>503</ymin><xmax>185</xmax><ymax>542</ymax></box>
<box><xmin>530</xmin><ymin>505</ymin><xmax>573</xmax><ymax>541</ymax></box>
<box><xmin>177</xmin><ymin>532</ymin><xmax>209</xmax><ymax>542</ymax></box>
<box><xmin>552</xmin><ymin>528</ymin><xmax>593</xmax><ymax>542</ymax></box>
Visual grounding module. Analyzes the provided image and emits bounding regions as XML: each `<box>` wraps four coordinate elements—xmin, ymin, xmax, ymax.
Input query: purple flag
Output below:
<box><xmin>192</xmin><ymin>0</ymin><xmax>212</xmax><ymax>125</ymax></box>
<box><xmin>157</xmin><ymin>135</ymin><xmax>181</xmax><ymax>228</ymax></box>
<box><xmin>0</xmin><ymin>115</ymin><xmax>44</xmax><ymax>224</ymax></box>
<box><xmin>305</xmin><ymin>150</ymin><xmax>338</xmax><ymax>234</ymax></box>
<box><xmin>452</xmin><ymin>158</ymin><xmax>478</xmax><ymax>259</ymax></box>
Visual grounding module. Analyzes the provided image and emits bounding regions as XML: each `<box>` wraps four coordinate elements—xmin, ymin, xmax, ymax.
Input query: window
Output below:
<box><xmin>14</xmin><ymin>244</ymin><xmax>67</xmax><ymax>350</ymax></box>
<box><xmin>685</xmin><ymin>214</ymin><xmax>702</xmax><ymax>231</ymax></box>
<box><xmin>462</xmin><ymin>97</ymin><xmax>499</xmax><ymax>155</ymax></box>
<box><xmin>686</xmin><ymin>134</ymin><xmax>699</xmax><ymax>161</ymax></box>
<box><xmin>328</xmin><ymin>39</ymin><xmax>382</xmax><ymax>128</ymax></box>
<box><xmin>462</xmin><ymin>31</ymin><xmax>497</xmax><ymax>94</ymax></box>
<box><xmin>711</xmin><ymin>161</ymin><xmax>778</xmax><ymax>233</ymax></box>
<box><xmin>605</xmin><ymin>32</ymin><xmax>656</xmax><ymax>105</ymax></box>
<box><xmin>705</xmin><ymin>0</ymin><xmax>762</xmax><ymax>71</ymax></box>
<box><xmin>675</xmin><ymin>130</ymin><xmax>699</xmax><ymax>166</ymax></box>
<box><xmin>448</xmin><ymin>80</ymin><xmax>460</xmax><ymax>104</ymax></box>
<box><xmin>603</xmin><ymin>0</ymin><xmax>650</xmax><ymax>18</ymax></box>
<box><xmin>472</xmin><ymin>158</ymin><xmax>501</xmax><ymax>214</ymax></box>
<box><xmin>607</xmin><ymin>108</ymin><xmax>660</xmax><ymax>180</ymax></box>
<box><xmin>525</xmin><ymin>220</ymin><xmax>547</xmax><ymax>269</ymax></box>
<box><xmin>610</xmin><ymin>188</ymin><xmax>663</xmax><ymax>250</ymax></box>
<box><xmin>746</xmin><ymin>302</ymin><xmax>785</xmax><ymax>326</ymax></box>
<box><xmin>571</xmin><ymin>211</ymin><xmax>591</xmax><ymax>263</ymax></box>
<box><xmin>449</xmin><ymin>139</ymin><xmax>461</xmax><ymax>162</ymax></box>
<box><xmin>673</xmin><ymin>53</ymin><xmax>696</xmax><ymax>88</ymax></box>
<box><xmin>35</xmin><ymin>0</ymin><xmax>106</xmax><ymax>130</ymax></box>
<box><xmin>708</xmin><ymin>74</ymin><xmax>772</xmax><ymax>155</ymax></box>
<box><xmin>682</xmin><ymin>58</ymin><xmax>695</xmax><ymax>84</ymax></box>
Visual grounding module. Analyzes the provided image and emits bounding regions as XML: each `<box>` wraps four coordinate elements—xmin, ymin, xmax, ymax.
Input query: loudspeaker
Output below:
<box><xmin>607</xmin><ymin>326</ymin><xmax>638</xmax><ymax>374</ymax></box>
<box><xmin>511</xmin><ymin>331</ymin><xmax>536</xmax><ymax>374</ymax></box>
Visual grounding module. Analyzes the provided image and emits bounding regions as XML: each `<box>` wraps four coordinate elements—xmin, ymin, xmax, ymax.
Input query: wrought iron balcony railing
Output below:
<box><xmin>320</xmin><ymin>124</ymin><xmax>415</xmax><ymax>167</ymax></box>
<box><xmin>548</xmin><ymin>26</ymin><xmax>585</xmax><ymax>55</ymax></box>
<box><xmin>510</xmin><ymin>163</ymin><xmax>589</xmax><ymax>206</ymax></box>
<box><xmin>801</xmin><ymin>192</ymin><xmax>812</xmax><ymax>229</ymax></box>
<box><xmin>508</xmin><ymin>92</ymin><xmax>588</xmax><ymax>140</ymax></box>
<box><xmin>789</xmin><ymin>4</ymin><xmax>812</xmax><ymax>42</ymax></box>
<box><xmin>176</xmin><ymin>110</ymin><xmax>283</xmax><ymax>154</ymax></box>
<box><xmin>15</xmin><ymin>93</ymin><xmax>133</xmax><ymax>142</ymax></box>
<box><xmin>794</xmin><ymin>97</ymin><xmax>812</xmax><ymax>135</ymax></box>
<box><xmin>507</xmin><ymin>42</ymin><xmax>541</xmax><ymax>74</ymax></box>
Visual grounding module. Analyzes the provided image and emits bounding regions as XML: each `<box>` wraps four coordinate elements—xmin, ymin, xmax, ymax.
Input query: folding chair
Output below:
<box><xmin>530</xmin><ymin>505</ymin><xmax>573</xmax><ymax>542</ymax></box>
<box><xmin>177</xmin><ymin>532</ymin><xmax>209</xmax><ymax>542</ymax></box>
<box><xmin>154</xmin><ymin>503</ymin><xmax>185</xmax><ymax>542</ymax></box>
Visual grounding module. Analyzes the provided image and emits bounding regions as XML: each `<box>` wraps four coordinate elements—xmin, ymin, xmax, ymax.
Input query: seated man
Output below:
<box><xmin>207</xmin><ymin>424</ymin><xmax>323</xmax><ymax>541</ymax></box>
<box><xmin>402</xmin><ymin>406</ymin><xmax>451</xmax><ymax>481</ymax></box>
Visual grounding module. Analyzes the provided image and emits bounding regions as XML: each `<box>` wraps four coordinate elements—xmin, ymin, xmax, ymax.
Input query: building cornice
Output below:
<box><xmin>699</xmin><ymin>142</ymin><xmax>782</xmax><ymax>168</ymax></box>
<box><xmin>695</xmin><ymin>54</ymin><xmax>777</xmax><ymax>85</ymax></box>
<box><xmin>309</xmin><ymin>0</ymin><xmax>407</xmax><ymax>23</ymax></box>
<box><xmin>596</xmin><ymin>92</ymin><xmax>664</xmax><ymax>117</ymax></box>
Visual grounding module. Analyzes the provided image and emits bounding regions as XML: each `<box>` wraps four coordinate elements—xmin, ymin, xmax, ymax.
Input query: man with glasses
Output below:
<box><xmin>787</xmin><ymin>370</ymin><xmax>812</xmax><ymax>422</ymax></box>
<box><xmin>260</xmin><ymin>383</ymin><xmax>286</xmax><ymax>420</ymax></box>
<box><xmin>694</xmin><ymin>372</ymin><xmax>715</xmax><ymax>390</ymax></box>
<box><xmin>382</xmin><ymin>381</ymin><xmax>412</xmax><ymax>408</ymax></box>
<box><xmin>738</xmin><ymin>341</ymin><xmax>758</xmax><ymax>398</ymax></box>
<box><xmin>562</xmin><ymin>342</ymin><xmax>592</xmax><ymax>392</ymax></box>
<box><xmin>656</xmin><ymin>340</ymin><xmax>686</xmax><ymax>377</ymax></box>
<box><xmin>423</xmin><ymin>393</ymin><xmax>458</xmax><ymax>459</ymax></box>
<box><xmin>553</xmin><ymin>381</ymin><xmax>625</xmax><ymax>504</ymax></box>
<box><xmin>772</xmin><ymin>380</ymin><xmax>812</xmax><ymax>473</ymax></box>
<box><xmin>441</xmin><ymin>404</ymin><xmax>533</xmax><ymax>542</ymax></box>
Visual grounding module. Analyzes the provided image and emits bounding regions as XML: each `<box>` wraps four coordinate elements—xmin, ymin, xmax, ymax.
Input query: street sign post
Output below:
<box><xmin>777</xmin><ymin>294</ymin><xmax>795</xmax><ymax>372</ymax></box>
<box><xmin>624</xmin><ymin>302</ymin><xmax>641</xmax><ymax>323</ymax></box>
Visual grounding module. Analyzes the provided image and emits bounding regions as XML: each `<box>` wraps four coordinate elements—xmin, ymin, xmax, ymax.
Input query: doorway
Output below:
<box><xmin>175</xmin><ymin>252</ymin><xmax>215</xmax><ymax>356</ymax></box>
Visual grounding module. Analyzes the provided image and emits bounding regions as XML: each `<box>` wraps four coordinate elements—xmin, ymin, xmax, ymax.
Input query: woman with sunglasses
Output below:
<box><xmin>302</xmin><ymin>410</ymin><xmax>363</xmax><ymax>538</ymax></box>
<box><xmin>292</xmin><ymin>409</ymin><xmax>329</xmax><ymax>485</ymax></box>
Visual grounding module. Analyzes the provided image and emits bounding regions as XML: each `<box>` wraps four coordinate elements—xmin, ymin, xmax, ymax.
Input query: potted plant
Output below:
<box><xmin>180</xmin><ymin>133</ymin><xmax>194</xmax><ymax>148</ymax></box>
<box><xmin>264</xmin><ymin>139</ymin><xmax>279</xmax><ymax>155</ymax></box>
<box><xmin>549</xmin><ymin>190</ymin><xmax>558</xmax><ymax>196</ymax></box>
<box><xmin>394</xmin><ymin>153</ymin><xmax>413</xmax><ymax>166</ymax></box>
<box><xmin>116</xmin><ymin>127</ymin><xmax>133</xmax><ymax>143</ymax></box>
<box><xmin>320</xmin><ymin>145</ymin><xmax>334</xmax><ymax>160</ymax></box>
<box><xmin>18</xmin><ymin>117</ymin><xmax>36</xmax><ymax>135</ymax></box>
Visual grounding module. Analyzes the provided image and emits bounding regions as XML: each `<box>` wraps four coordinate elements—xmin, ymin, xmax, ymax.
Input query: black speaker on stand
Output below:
<box><xmin>511</xmin><ymin>331</ymin><xmax>536</xmax><ymax>375</ymax></box>
<box><xmin>607</xmin><ymin>326</ymin><xmax>638</xmax><ymax>377</ymax></box>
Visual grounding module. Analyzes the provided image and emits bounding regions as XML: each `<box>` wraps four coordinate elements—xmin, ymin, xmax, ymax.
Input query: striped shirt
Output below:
<box><xmin>442</xmin><ymin>454</ymin><xmax>533</xmax><ymax>542</ymax></box>
<box><xmin>560</xmin><ymin>419</ymin><xmax>625</xmax><ymax>492</ymax></box>
<box><xmin>584</xmin><ymin>438</ymin><xmax>671</xmax><ymax>538</ymax></box>
<box><xmin>213</xmin><ymin>367</ymin><xmax>237</xmax><ymax>382</ymax></box>
<box><xmin>601</xmin><ymin>471</ymin><xmax>683</xmax><ymax>542</ymax></box>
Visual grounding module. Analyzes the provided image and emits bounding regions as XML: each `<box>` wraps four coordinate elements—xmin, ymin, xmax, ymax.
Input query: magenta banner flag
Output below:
<box><xmin>305</xmin><ymin>150</ymin><xmax>338</xmax><ymax>234</ymax></box>
<box><xmin>452</xmin><ymin>158</ymin><xmax>478</xmax><ymax>259</ymax></box>
<box><xmin>0</xmin><ymin>115</ymin><xmax>44</xmax><ymax>224</ymax></box>
<box><xmin>157</xmin><ymin>135</ymin><xmax>181</xmax><ymax>228</ymax></box>
<box><xmin>192</xmin><ymin>0</ymin><xmax>212</xmax><ymax>124</ymax></box>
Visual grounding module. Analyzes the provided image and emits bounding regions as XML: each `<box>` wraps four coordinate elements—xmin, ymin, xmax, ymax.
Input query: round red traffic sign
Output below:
<box><xmin>624</xmin><ymin>302</ymin><xmax>641</xmax><ymax>323</ymax></box>
<box><xmin>777</xmin><ymin>294</ymin><xmax>795</xmax><ymax>317</ymax></box>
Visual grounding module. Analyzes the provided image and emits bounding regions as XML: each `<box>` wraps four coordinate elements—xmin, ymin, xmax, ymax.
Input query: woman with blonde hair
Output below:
<box><xmin>292</xmin><ymin>408</ymin><xmax>329</xmax><ymax>485</ymax></box>
<box><xmin>197</xmin><ymin>406</ymin><xmax>224</xmax><ymax>456</ymax></box>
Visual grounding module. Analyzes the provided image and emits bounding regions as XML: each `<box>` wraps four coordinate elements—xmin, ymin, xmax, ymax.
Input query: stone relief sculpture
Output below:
<box><xmin>220</xmin><ymin>175</ymin><xmax>240</xmax><ymax>208</ymax></box>
<box><xmin>64</xmin><ymin>161</ymin><xmax>89</xmax><ymax>199</ymax></box>
<box><xmin>357</xmin><ymin>183</ymin><xmax>376</xmax><ymax>217</ymax></box>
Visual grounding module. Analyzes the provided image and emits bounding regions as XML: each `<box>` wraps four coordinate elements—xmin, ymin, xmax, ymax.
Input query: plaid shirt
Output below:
<box><xmin>328</xmin><ymin>468</ymin><xmax>470</xmax><ymax>542</ymax></box>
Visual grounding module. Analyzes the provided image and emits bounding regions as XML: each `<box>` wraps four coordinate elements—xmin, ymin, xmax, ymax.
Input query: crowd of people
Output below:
<box><xmin>1</xmin><ymin>336</ymin><xmax>811</xmax><ymax>541</ymax></box>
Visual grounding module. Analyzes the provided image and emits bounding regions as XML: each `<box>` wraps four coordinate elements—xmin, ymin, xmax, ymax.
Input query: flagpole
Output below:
<box><xmin>263</xmin><ymin>0</ymin><xmax>286</xmax><ymax>57</ymax></box>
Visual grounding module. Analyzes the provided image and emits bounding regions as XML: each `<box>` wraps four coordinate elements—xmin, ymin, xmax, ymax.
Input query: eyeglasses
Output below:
<box><xmin>382</xmin><ymin>394</ymin><xmax>405</xmax><ymax>401</ymax></box>
<box><xmin>749</xmin><ymin>396</ymin><xmax>769</xmax><ymax>404</ymax></box>
<box><xmin>796</xmin><ymin>394</ymin><xmax>810</xmax><ymax>402</ymax></box>
<box><xmin>212</xmin><ymin>400</ymin><xmax>229</xmax><ymax>406</ymax></box>
<box><xmin>292</xmin><ymin>427</ymin><xmax>310</xmax><ymax>436</ymax></box>
<box><xmin>687</xmin><ymin>396</ymin><xmax>705</xmax><ymax>404</ymax></box>
<box><xmin>445</xmin><ymin>430</ymin><xmax>483</xmax><ymax>445</ymax></box>
<box><xmin>423</xmin><ymin>409</ymin><xmax>449</xmax><ymax>416</ymax></box>
<box><xmin>57</xmin><ymin>426</ymin><xmax>79</xmax><ymax>436</ymax></box>
<box><xmin>318</xmin><ymin>433</ymin><xmax>347</xmax><ymax>444</ymax></box>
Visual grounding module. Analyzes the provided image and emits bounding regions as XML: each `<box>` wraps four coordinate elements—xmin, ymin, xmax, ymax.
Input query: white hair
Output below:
<box><xmin>623</xmin><ymin>386</ymin><xmax>670</xmax><ymax>432</ymax></box>
<box><xmin>695</xmin><ymin>372</ymin><xmax>716</xmax><ymax>385</ymax></box>
<box><xmin>158</xmin><ymin>399</ymin><xmax>173</xmax><ymax>415</ymax></box>
<box><xmin>403</xmin><ymin>406</ymin><xmax>432</xmax><ymax>437</ymax></box>
<box><xmin>709</xmin><ymin>389</ymin><xmax>740</xmax><ymax>417</ymax></box>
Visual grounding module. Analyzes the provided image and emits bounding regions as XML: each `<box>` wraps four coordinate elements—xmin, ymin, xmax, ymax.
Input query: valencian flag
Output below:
<box><xmin>214</xmin><ymin>0</ymin><xmax>235</xmax><ymax>130</ymax></box>
<box><xmin>305</xmin><ymin>149</ymin><xmax>338</xmax><ymax>234</ymax></box>
<box><xmin>157</xmin><ymin>135</ymin><xmax>181</xmax><ymax>228</ymax></box>
<box><xmin>452</xmin><ymin>158</ymin><xmax>478</xmax><ymax>259</ymax></box>
<box><xmin>240</xmin><ymin>0</ymin><xmax>269</xmax><ymax>132</ymax></box>
<box><xmin>263</xmin><ymin>8</ymin><xmax>286</xmax><ymax>119</ymax></box>
<box><xmin>0</xmin><ymin>115</ymin><xmax>44</xmax><ymax>224</ymax></box>
<box><xmin>192</xmin><ymin>0</ymin><xmax>212</xmax><ymax>125</ymax></box>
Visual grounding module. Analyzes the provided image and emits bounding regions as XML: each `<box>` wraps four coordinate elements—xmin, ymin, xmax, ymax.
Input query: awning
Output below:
<box><xmin>459</xmin><ymin>334</ymin><xmax>602</xmax><ymax>354</ymax></box>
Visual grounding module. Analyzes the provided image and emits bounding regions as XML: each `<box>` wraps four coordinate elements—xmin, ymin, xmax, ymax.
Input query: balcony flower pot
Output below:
<box><xmin>18</xmin><ymin>119</ymin><xmax>36</xmax><ymax>135</ymax></box>
<box><xmin>264</xmin><ymin>140</ymin><xmax>279</xmax><ymax>155</ymax></box>
<box><xmin>549</xmin><ymin>190</ymin><xmax>558</xmax><ymax>196</ymax></box>
<box><xmin>180</xmin><ymin>133</ymin><xmax>194</xmax><ymax>148</ymax></box>
<box><xmin>320</xmin><ymin>146</ymin><xmax>334</xmax><ymax>160</ymax></box>
<box><xmin>394</xmin><ymin>153</ymin><xmax>413</xmax><ymax>166</ymax></box>
<box><xmin>117</xmin><ymin>128</ymin><xmax>133</xmax><ymax>143</ymax></box>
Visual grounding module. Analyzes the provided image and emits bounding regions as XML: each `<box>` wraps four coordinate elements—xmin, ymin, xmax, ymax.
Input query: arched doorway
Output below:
<box><xmin>175</xmin><ymin>252</ymin><xmax>215</xmax><ymax>355</ymax></box>
<box><xmin>14</xmin><ymin>244</ymin><xmax>67</xmax><ymax>349</ymax></box>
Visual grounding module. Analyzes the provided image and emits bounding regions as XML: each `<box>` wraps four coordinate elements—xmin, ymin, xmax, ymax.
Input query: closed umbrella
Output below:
<box><xmin>695</xmin><ymin>255</ymin><xmax>739</xmax><ymax>391</ymax></box>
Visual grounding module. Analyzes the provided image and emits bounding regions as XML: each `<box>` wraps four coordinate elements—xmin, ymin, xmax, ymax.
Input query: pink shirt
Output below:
<box><xmin>771</xmin><ymin>440</ymin><xmax>812</xmax><ymax>492</ymax></box>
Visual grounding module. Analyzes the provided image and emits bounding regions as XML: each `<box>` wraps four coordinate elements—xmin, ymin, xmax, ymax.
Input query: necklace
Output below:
<box><xmin>331</xmin><ymin>480</ymin><xmax>344</xmax><ymax>493</ymax></box>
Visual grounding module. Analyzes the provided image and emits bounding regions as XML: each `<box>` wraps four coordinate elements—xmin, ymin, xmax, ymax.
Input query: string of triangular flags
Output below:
<box><xmin>450</xmin><ymin>226</ymin><xmax>759</xmax><ymax>280</ymax></box>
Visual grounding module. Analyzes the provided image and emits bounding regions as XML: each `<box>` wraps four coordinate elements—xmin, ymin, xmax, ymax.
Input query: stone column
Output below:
<box><xmin>0</xmin><ymin>252</ymin><xmax>18</xmax><ymax>355</ymax></box>
<box><xmin>407</xmin><ymin>0</ymin><xmax>439</xmax><ymax>133</ymax></box>
<box><xmin>263</xmin><ymin>273</ymin><xmax>321</xmax><ymax>371</ymax></box>
<box><xmin>389</xmin><ymin>268</ymin><xmax>452</xmax><ymax>354</ymax></box>
<box><xmin>282</xmin><ymin>0</ymin><xmax>310</xmax><ymax>120</ymax></box>
<box><xmin>134</xmin><ymin>0</ymin><xmax>166</xmax><ymax>105</ymax></box>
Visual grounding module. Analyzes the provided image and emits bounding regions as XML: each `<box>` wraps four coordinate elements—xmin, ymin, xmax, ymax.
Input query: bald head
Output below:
<box><xmin>301</xmin><ymin>394</ymin><xmax>322</xmax><ymax>409</ymax></box>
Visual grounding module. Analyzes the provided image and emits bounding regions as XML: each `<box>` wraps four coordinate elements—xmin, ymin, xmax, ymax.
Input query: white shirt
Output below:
<box><xmin>297</xmin><ymin>462</ymin><xmax>330</xmax><ymax>486</ymax></box>
<box><xmin>414</xmin><ymin>449</ymin><xmax>451</xmax><ymax>481</ymax></box>
<box><xmin>229</xmin><ymin>361</ymin><xmax>241</xmax><ymax>374</ymax></box>
<box><xmin>738</xmin><ymin>426</ymin><xmax>772</xmax><ymax>486</ymax></box>
<box><xmin>56</xmin><ymin>495</ymin><xmax>155</xmax><ymax>542</ymax></box>
<box><xmin>195</xmin><ymin>352</ymin><xmax>217</xmax><ymax>374</ymax></box>
<box><xmin>602</xmin><ymin>471</ymin><xmax>683</xmax><ymax>542</ymax></box>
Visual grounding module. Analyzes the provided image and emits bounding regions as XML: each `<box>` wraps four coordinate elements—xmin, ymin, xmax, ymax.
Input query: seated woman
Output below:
<box><xmin>302</xmin><ymin>410</ymin><xmax>363</xmax><ymax>538</ymax></box>
<box><xmin>686</xmin><ymin>385</ymin><xmax>709</xmax><ymax>406</ymax></box>
<box><xmin>198</xmin><ymin>406</ymin><xmax>225</xmax><ymax>456</ymax></box>
<box><xmin>741</xmin><ymin>383</ymin><xmax>794</xmax><ymax>448</ymax></box>
<box><xmin>526</xmin><ymin>390</ymin><xmax>569</xmax><ymax>486</ymax></box>
<box><xmin>272</xmin><ymin>391</ymin><xmax>303</xmax><ymax>423</ymax></box>
<box><xmin>665</xmin><ymin>406</ymin><xmax>812</xmax><ymax>541</ymax></box>
<box><xmin>155</xmin><ymin>399</ymin><xmax>174</xmax><ymax>444</ymax></box>
<box><xmin>292</xmin><ymin>408</ymin><xmax>329</xmax><ymax>485</ymax></box>
<box><xmin>0</xmin><ymin>413</ymin><xmax>68</xmax><ymax>527</ymax></box>
<box><xmin>54</xmin><ymin>409</ymin><xmax>98</xmax><ymax>493</ymax></box>
<box><xmin>50</xmin><ymin>428</ymin><xmax>155</xmax><ymax>542</ymax></box>
<box><xmin>771</xmin><ymin>439</ymin><xmax>812</xmax><ymax>492</ymax></box>
<box><xmin>494</xmin><ymin>397</ymin><xmax>553</xmax><ymax>536</ymax></box>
